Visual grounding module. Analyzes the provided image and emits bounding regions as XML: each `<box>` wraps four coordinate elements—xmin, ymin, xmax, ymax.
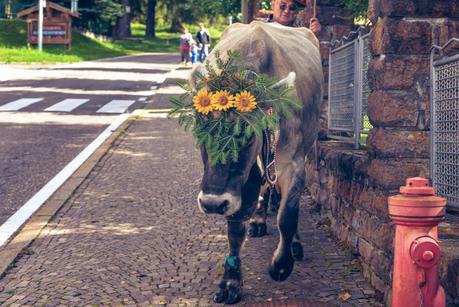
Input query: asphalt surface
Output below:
<box><xmin>0</xmin><ymin>58</ymin><xmax>383</xmax><ymax>306</ymax></box>
<box><xmin>0</xmin><ymin>53</ymin><xmax>180</xmax><ymax>226</ymax></box>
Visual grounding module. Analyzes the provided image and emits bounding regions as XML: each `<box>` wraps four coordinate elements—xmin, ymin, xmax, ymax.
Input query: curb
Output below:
<box><xmin>0</xmin><ymin>113</ymin><xmax>138</xmax><ymax>278</ymax></box>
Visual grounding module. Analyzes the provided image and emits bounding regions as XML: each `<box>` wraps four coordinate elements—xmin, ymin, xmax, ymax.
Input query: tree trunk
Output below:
<box><xmin>114</xmin><ymin>0</ymin><xmax>131</xmax><ymax>39</ymax></box>
<box><xmin>242</xmin><ymin>0</ymin><xmax>258</xmax><ymax>23</ymax></box>
<box><xmin>170</xmin><ymin>17</ymin><xmax>183</xmax><ymax>32</ymax></box>
<box><xmin>145</xmin><ymin>0</ymin><xmax>157</xmax><ymax>38</ymax></box>
<box><xmin>248</xmin><ymin>0</ymin><xmax>259</xmax><ymax>22</ymax></box>
<box><xmin>241</xmin><ymin>0</ymin><xmax>249</xmax><ymax>24</ymax></box>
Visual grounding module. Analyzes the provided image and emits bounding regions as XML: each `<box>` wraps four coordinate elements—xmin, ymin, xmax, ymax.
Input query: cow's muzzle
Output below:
<box><xmin>197</xmin><ymin>191</ymin><xmax>241</xmax><ymax>216</ymax></box>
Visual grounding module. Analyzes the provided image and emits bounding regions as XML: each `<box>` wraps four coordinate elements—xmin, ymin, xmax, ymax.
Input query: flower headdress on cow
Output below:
<box><xmin>169</xmin><ymin>50</ymin><xmax>301</xmax><ymax>165</ymax></box>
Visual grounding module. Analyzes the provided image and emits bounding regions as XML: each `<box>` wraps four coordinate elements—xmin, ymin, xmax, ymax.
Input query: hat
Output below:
<box><xmin>295</xmin><ymin>0</ymin><xmax>306</xmax><ymax>8</ymax></box>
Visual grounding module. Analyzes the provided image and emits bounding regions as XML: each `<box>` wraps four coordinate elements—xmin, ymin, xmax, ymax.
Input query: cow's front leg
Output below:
<box><xmin>214</xmin><ymin>220</ymin><xmax>245</xmax><ymax>304</ymax></box>
<box><xmin>269</xmin><ymin>164</ymin><xmax>304</xmax><ymax>281</ymax></box>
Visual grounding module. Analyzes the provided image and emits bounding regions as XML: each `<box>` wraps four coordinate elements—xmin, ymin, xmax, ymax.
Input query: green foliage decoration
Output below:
<box><xmin>168</xmin><ymin>50</ymin><xmax>302</xmax><ymax>165</ymax></box>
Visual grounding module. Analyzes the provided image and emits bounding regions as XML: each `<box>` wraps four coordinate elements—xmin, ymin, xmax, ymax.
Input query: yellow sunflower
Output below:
<box><xmin>234</xmin><ymin>91</ymin><xmax>257</xmax><ymax>113</ymax></box>
<box><xmin>193</xmin><ymin>89</ymin><xmax>214</xmax><ymax>115</ymax></box>
<box><xmin>211</xmin><ymin>90</ymin><xmax>234</xmax><ymax>111</ymax></box>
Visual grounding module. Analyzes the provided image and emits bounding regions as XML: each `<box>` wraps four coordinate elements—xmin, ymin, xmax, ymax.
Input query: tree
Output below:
<box><xmin>341</xmin><ymin>0</ymin><xmax>368</xmax><ymax>18</ymax></box>
<box><xmin>145</xmin><ymin>0</ymin><xmax>156</xmax><ymax>38</ymax></box>
<box><xmin>76</xmin><ymin>0</ymin><xmax>123</xmax><ymax>36</ymax></box>
<box><xmin>158</xmin><ymin>0</ymin><xmax>240</xmax><ymax>31</ymax></box>
<box><xmin>113</xmin><ymin>0</ymin><xmax>132</xmax><ymax>38</ymax></box>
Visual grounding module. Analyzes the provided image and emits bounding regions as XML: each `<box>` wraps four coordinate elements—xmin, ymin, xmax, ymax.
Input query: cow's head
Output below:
<box><xmin>197</xmin><ymin>131</ymin><xmax>263</xmax><ymax>216</ymax></box>
<box><xmin>190</xmin><ymin>62</ymin><xmax>296</xmax><ymax>217</ymax></box>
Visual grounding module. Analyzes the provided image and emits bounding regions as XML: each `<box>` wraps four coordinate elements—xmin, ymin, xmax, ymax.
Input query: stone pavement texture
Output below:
<box><xmin>0</xmin><ymin>66</ymin><xmax>383</xmax><ymax>306</ymax></box>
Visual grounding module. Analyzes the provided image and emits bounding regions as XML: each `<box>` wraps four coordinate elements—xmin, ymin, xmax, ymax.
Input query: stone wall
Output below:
<box><xmin>305</xmin><ymin>0</ymin><xmax>459</xmax><ymax>304</ymax></box>
<box><xmin>305</xmin><ymin>142</ymin><xmax>393</xmax><ymax>300</ymax></box>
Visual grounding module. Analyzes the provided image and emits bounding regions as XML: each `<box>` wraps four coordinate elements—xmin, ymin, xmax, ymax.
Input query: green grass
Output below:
<box><xmin>0</xmin><ymin>20</ymin><xmax>227</xmax><ymax>64</ymax></box>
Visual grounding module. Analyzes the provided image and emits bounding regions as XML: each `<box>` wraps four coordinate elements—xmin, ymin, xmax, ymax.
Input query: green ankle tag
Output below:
<box><xmin>225</xmin><ymin>256</ymin><xmax>238</xmax><ymax>268</ymax></box>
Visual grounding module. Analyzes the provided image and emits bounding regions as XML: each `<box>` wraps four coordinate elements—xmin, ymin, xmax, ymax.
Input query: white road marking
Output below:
<box><xmin>0</xmin><ymin>98</ymin><xmax>43</xmax><ymax>111</ymax></box>
<box><xmin>0</xmin><ymin>87</ymin><xmax>153</xmax><ymax>96</ymax></box>
<box><xmin>44</xmin><ymin>98</ymin><xmax>90</xmax><ymax>112</ymax></box>
<box><xmin>138</xmin><ymin>97</ymin><xmax>148</xmax><ymax>102</ymax></box>
<box><xmin>97</xmin><ymin>99</ymin><xmax>136</xmax><ymax>113</ymax></box>
<box><xmin>0</xmin><ymin>112</ymin><xmax>115</xmax><ymax>125</ymax></box>
<box><xmin>0</xmin><ymin>113</ymin><xmax>130</xmax><ymax>247</ymax></box>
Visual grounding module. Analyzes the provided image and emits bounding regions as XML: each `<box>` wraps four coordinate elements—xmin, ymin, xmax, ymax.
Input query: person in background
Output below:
<box><xmin>190</xmin><ymin>41</ymin><xmax>199</xmax><ymax>65</ymax></box>
<box><xmin>269</xmin><ymin>0</ymin><xmax>321</xmax><ymax>36</ymax></box>
<box><xmin>195</xmin><ymin>22</ymin><xmax>211</xmax><ymax>62</ymax></box>
<box><xmin>179</xmin><ymin>28</ymin><xmax>193</xmax><ymax>66</ymax></box>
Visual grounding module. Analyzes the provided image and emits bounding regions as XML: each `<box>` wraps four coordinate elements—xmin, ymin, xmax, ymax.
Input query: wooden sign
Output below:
<box><xmin>17</xmin><ymin>1</ymin><xmax>80</xmax><ymax>49</ymax></box>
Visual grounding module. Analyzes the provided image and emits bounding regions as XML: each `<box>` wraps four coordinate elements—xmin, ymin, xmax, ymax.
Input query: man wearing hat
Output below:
<box><xmin>269</xmin><ymin>0</ymin><xmax>321</xmax><ymax>35</ymax></box>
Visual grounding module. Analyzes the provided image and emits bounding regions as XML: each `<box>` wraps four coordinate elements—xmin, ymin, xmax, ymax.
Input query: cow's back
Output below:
<box><xmin>208</xmin><ymin>21</ymin><xmax>323</xmax><ymax>152</ymax></box>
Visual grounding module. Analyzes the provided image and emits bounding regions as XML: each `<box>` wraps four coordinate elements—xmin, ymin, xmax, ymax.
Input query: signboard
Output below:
<box><xmin>30</xmin><ymin>23</ymin><xmax>67</xmax><ymax>42</ymax></box>
<box><xmin>17</xmin><ymin>1</ymin><xmax>80</xmax><ymax>49</ymax></box>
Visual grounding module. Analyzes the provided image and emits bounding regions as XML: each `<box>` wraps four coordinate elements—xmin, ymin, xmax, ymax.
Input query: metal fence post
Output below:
<box><xmin>354</xmin><ymin>35</ymin><xmax>363</xmax><ymax>149</ymax></box>
<box><xmin>38</xmin><ymin>0</ymin><xmax>44</xmax><ymax>51</ymax></box>
<box><xmin>328</xmin><ymin>43</ymin><xmax>332</xmax><ymax>133</ymax></box>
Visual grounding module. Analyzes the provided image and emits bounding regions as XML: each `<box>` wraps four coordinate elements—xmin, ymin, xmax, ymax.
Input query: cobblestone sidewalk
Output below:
<box><xmin>0</xmin><ymin>80</ymin><xmax>383</xmax><ymax>306</ymax></box>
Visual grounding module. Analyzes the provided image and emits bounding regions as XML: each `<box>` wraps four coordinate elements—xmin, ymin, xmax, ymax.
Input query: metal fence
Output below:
<box><xmin>430</xmin><ymin>38</ymin><xmax>459</xmax><ymax>211</ymax></box>
<box><xmin>328</xmin><ymin>30</ymin><xmax>371</xmax><ymax>148</ymax></box>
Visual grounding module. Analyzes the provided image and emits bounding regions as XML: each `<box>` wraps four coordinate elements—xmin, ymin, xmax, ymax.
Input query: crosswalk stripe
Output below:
<box><xmin>96</xmin><ymin>100</ymin><xmax>136</xmax><ymax>113</ymax></box>
<box><xmin>44</xmin><ymin>99</ymin><xmax>90</xmax><ymax>112</ymax></box>
<box><xmin>0</xmin><ymin>98</ymin><xmax>44</xmax><ymax>111</ymax></box>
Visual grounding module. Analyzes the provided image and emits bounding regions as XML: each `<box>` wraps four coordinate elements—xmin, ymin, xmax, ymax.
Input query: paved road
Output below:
<box><xmin>0</xmin><ymin>71</ymin><xmax>383</xmax><ymax>306</ymax></box>
<box><xmin>0</xmin><ymin>54</ymin><xmax>179</xmax><ymax>114</ymax></box>
<box><xmin>0</xmin><ymin>53</ymin><xmax>180</xmax><ymax>226</ymax></box>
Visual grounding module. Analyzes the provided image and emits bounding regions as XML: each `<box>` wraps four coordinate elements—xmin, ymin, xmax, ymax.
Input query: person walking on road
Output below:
<box><xmin>195</xmin><ymin>23</ymin><xmax>211</xmax><ymax>62</ymax></box>
<box><xmin>179</xmin><ymin>28</ymin><xmax>193</xmax><ymax>66</ymax></box>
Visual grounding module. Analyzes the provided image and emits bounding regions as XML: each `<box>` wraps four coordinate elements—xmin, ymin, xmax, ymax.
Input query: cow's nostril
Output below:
<box><xmin>215</xmin><ymin>200</ymin><xmax>229</xmax><ymax>214</ymax></box>
<box><xmin>221</xmin><ymin>200</ymin><xmax>229</xmax><ymax>210</ymax></box>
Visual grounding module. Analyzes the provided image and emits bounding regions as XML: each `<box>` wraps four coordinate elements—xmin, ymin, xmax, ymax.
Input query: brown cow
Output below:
<box><xmin>191</xmin><ymin>21</ymin><xmax>323</xmax><ymax>304</ymax></box>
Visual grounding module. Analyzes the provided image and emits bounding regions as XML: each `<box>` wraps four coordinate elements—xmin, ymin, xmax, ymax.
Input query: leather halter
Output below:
<box><xmin>262</xmin><ymin>129</ymin><xmax>278</xmax><ymax>186</ymax></box>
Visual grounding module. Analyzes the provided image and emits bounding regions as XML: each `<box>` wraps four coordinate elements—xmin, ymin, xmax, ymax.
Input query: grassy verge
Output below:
<box><xmin>0</xmin><ymin>20</ymin><xmax>226</xmax><ymax>64</ymax></box>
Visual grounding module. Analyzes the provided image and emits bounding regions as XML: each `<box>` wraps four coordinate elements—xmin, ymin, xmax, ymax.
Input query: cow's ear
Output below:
<box><xmin>190</xmin><ymin>63</ymin><xmax>206</xmax><ymax>90</ymax></box>
<box><xmin>246</xmin><ymin>38</ymin><xmax>269</xmax><ymax>74</ymax></box>
<box><xmin>270</xmin><ymin>72</ymin><xmax>296</xmax><ymax>89</ymax></box>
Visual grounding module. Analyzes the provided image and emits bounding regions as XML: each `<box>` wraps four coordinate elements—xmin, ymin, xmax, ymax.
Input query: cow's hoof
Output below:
<box><xmin>214</xmin><ymin>288</ymin><xmax>227</xmax><ymax>303</ymax></box>
<box><xmin>292</xmin><ymin>241</ymin><xmax>304</xmax><ymax>261</ymax></box>
<box><xmin>248</xmin><ymin>223</ymin><xmax>268</xmax><ymax>237</ymax></box>
<box><xmin>225</xmin><ymin>284</ymin><xmax>241</xmax><ymax>304</ymax></box>
<box><xmin>269</xmin><ymin>253</ymin><xmax>294</xmax><ymax>281</ymax></box>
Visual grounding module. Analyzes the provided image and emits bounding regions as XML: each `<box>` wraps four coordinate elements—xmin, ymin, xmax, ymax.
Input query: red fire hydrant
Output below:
<box><xmin>388</xmin><ymin>177</ymin><xmax>446</xmax><ymax>307</ymax></box>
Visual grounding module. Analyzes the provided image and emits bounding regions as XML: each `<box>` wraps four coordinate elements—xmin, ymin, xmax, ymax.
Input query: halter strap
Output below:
<box><xmin>262</xmin><ymin>129</ymin><xmax>278</xmax><ymax>186</ymax></box>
